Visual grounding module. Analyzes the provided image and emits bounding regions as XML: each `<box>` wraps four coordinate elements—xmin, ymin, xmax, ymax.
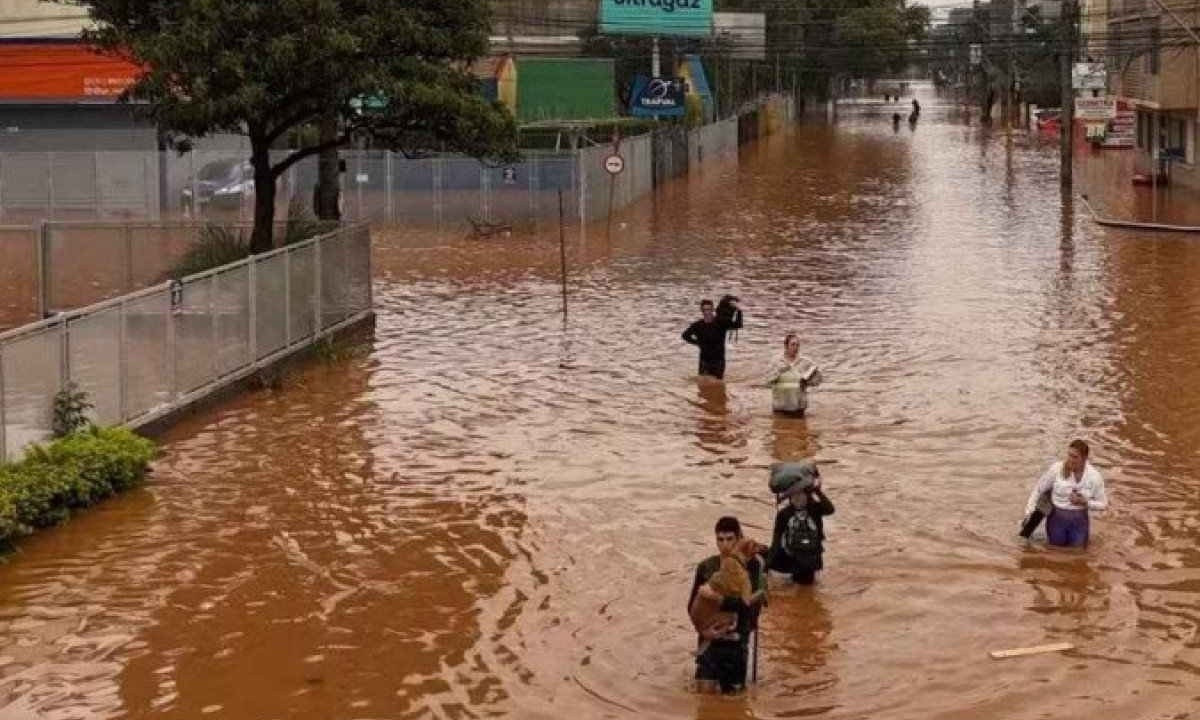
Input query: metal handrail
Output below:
<box><xmin>0</xmin><ymin>280</ymin><xmax>170</xmax><ymax>344</ymax></box>
<box><xmin>0</xmin><ymin>220</ymin><xmax>369</xmax><ymax>344</ymax></box>
<box><xmin>1</xmin><ymin>221</ymin><xmax>374</xmax><ymax>460</ymax></box>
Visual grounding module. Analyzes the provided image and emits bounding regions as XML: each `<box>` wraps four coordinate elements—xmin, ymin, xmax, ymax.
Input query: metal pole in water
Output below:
<box><xmin>558</xmin><ymin>189</ymin><xmax>568</xmax><ymax>320</ymax></box>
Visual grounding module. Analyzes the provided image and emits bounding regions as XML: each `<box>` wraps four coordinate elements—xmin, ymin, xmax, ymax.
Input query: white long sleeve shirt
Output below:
<box><xmin>766</xmin><ymin>354</ymin><xmax>821</xmax><ymax>413</ymax></box>
<box><xmin>1025</xmin><ymin>461</ymin><xmax>1108</xmax><ymax>516</ymax></box>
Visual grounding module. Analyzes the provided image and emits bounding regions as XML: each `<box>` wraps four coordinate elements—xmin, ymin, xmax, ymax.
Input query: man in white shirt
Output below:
<box><xmin>1024</xmin><ymin>439</ymin><xmax>1108</xmax><ymax>547</ymax></box>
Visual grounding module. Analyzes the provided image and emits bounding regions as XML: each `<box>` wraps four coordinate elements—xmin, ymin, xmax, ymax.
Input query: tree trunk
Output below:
<box><xmin>315</xmin><ymin>110</ymin><xmax>341</xmax><ymax>221</ymax></box>
<box><xmin>249</xmin><ymin>139</ymin><xmax>276</xmax><ymax>254</ymax></box>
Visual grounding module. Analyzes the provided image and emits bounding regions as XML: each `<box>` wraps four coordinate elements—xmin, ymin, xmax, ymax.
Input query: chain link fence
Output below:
<box><xmin>0</xmin><ymin>223</ymin><xmax>372</xmax><ymax>461</ymax></box>
<box><xmin>0</xmin><ymin>108</ymin><xmax>765</xmax><ymax>230</ymax></box>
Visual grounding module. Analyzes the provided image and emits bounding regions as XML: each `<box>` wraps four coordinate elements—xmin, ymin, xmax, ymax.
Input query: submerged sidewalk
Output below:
<box><xmin>1077</xmin><ymin>144</ymin><xmax>1200</xmax><ymax>227</ymax></box>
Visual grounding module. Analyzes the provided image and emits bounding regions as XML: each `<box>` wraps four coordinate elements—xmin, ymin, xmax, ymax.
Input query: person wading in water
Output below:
<box><xmin>765</xmin><ymin>332</ymin><xmax>822</xmax><ymax>416</ymax></box>
<box><xmin>687</xmin><ymin>516</ymin><xmax>765</xmax><ymax>694</ymax></box>
<box><xmin>682</xmin><ymin>297</ymin><xmax>743</xmax><ymax>380</ymax></box>
<box><xmin>1023</xmin><ymin>439</ymin><xmax>1108</xmax><ymax>547</ymax></box>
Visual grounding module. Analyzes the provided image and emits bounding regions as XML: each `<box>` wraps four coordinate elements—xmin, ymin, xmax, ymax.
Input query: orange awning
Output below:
<box><xmin>0</xmin><ymin>43</ymin><xmax>142</xmax><ymax>100</ymax></box>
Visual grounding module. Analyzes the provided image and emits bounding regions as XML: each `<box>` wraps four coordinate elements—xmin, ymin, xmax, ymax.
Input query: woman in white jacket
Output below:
<box><xmin>765</xmin><ymin>333</ymin><xmax>822</xmax><ymax>416</ymax></box>
<box><xmin>1024</xmin><ymin>439</ymin><xmax>1108</xmax><ymax>547</ymax></box>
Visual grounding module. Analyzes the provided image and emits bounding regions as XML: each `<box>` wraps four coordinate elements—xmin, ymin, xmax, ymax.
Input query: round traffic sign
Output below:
<box><xmin>604</xmin><ymin>154</ymin><xmax>625</xmax><ymax>175</ymax></box>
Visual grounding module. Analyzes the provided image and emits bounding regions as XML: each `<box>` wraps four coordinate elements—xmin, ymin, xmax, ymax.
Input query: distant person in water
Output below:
<box><xmin>893</xmin><ymin>112</ymin><xmax>902</xmax><ymax>129</ymax></box>
<box><xmin>1023</xmin><ymin>439</ymin><xmax>1108</xmax><ymax>547</ymax></box>
<box><xmin>765</xmin><ymin>333</ymin><xmax>822</xmax><ymax>416</ymax></box>
<box><xmin>911</xmin><ymin>98</ymin><xmax>921</xmax><ymax>116</ymax></box>
<box><xmin>683</xmin><ymin>297</ymin><xmax>743</xmax><ymax>380</ymax></box>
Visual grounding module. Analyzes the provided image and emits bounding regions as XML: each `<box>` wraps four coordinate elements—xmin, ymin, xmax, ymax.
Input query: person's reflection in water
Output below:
<box><xmin>1018</xmin><ymin>550</ymin><xmax>1109</xmax><ymax>638</ymax></box>
<box><xmin>691</xmin><ymin>693</ymin><xmax>756</xmax><ymax>720</ymax></box>
<box><xmin>770</xmin><ymin>410</ymin><xmax>813</xmax><ymax>463</ymax></box>
<box><xmin>692</xmin><ymin>377</ymin><xmax>731</xmax><ymax>453</ymax></box>
<box><xmin>759</xmin><ymin>584</ymin><xmax>836</xmax><ymax>695</ymax></box>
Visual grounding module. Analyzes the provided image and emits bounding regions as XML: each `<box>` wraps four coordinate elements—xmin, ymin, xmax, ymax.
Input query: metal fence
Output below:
<box><xmin>0</xmin><ymin>220</ymin><xmax>295</xmax><ymax>330</ymax></box>
<box><xmin>0</xmin><ymin>223</ymin><xmax>372</xmax><ymax>461</ymax></box>
<box><xmin>0</xmin><ymin>111</ymin><xmax>759</xmax><ymax>231</ymax></box>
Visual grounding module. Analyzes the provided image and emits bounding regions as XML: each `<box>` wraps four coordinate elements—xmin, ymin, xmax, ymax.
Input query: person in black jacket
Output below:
<box><xmin>688</xmin><ymin>516</ymin><xmax>765</xmax><ymax>694</ymax></box>
<box><xmin>682</xmin><ymin>298</ymin><xmax>743</xmax><ymax>380</ymax></box>
<box><xmin>766</xmin><ymin>480</ymin><xmax>835</xmax><ymax>585</ymax></box>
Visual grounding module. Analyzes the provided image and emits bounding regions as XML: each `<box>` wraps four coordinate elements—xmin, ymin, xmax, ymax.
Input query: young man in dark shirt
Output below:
<box><xmin>688</xmin><ymin>516</ymin><xmax>765</xmax><ymax>694</ymax></box>
<box><xmin>682</xmin><ymin>298</ymin><xmax>743</xmax><ymax>379</ymax></box>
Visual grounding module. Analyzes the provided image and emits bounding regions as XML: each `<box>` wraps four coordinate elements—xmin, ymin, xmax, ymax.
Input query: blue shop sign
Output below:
<box><xmin>629</xmin><ymin>76</ymin><xmax>687</xmax><ymax>117</ymax></box>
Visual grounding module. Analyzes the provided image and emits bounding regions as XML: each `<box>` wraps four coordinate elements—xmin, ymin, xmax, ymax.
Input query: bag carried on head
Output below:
<box><xmin>769</xmin><ymin>460</ymin><xmax>819</xmax><ymax>496</ymax></box>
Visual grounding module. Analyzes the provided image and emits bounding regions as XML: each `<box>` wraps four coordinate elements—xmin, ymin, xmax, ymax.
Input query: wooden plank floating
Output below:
<box><xmin>989</xmin><ymin>642</ymin><xmax>1075</xmax><ymax>660</ymax></box>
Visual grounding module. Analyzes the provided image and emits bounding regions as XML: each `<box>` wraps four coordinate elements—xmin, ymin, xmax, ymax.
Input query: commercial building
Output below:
<box><xmin>1106</xmin><ymin>0</ymin><xmax>1199</xmax><ymax>186</ymax></box>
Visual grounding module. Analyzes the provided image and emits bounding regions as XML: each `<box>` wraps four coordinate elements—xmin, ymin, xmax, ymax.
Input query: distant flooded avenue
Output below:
<box><xmin>3</xmin><ymin>91</ymin><xmax>1200</xmax><ymax>719</ymax></box>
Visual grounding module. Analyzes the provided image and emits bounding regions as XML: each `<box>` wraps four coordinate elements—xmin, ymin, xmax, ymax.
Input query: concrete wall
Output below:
<box><xmin>0</xmin><ymin>0</ymin><xmax>89</xmax><ymax>37</ymax></box>
<box><xmin>490</xmin><ymin>0</ymin><xmax>598</xmax><ymax>38</ymax></box>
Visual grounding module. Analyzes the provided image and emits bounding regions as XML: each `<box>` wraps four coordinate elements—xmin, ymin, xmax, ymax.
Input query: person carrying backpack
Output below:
<box><xmin>682</xmin><ymin>296</ymin><xmax>743</xmax><ymax>380</ymax></box>
<box><xmin>766</xmin><ymin>470</ymin><xmax>835</xmax><ymax>585</ymax></box>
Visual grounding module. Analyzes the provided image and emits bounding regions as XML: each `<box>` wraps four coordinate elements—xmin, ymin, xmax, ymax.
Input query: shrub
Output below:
<box><xmin>52</xmin><ymin>381</ymin><xmax>93</xmax><ymax>438</ymax></box>
<box><xmin>167</xmin><ymin>223</ymin><xmax>251</xmax><ymax>279</ymax></box>
<box><xmin>0</xmin><ymin>427</ymin><xmax>157</xmax><ymax>547</ymax></box>
<box><xmin>284</xmin><ymin>196</ymin><xmax>339</xmax><ymax>246</ymax></box>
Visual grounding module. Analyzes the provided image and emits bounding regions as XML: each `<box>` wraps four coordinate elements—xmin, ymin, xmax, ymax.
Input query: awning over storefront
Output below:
<box><xmin>0</xmin><ymin>42</ymin><xmax>141</xmax><ymax>101</ymax></box>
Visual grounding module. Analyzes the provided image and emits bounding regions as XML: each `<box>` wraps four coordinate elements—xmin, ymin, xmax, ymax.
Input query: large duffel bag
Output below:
<box><xmin>769</xmin><ymin>459</ymin><xmax>819</xmax><ymax>496</ymax></box>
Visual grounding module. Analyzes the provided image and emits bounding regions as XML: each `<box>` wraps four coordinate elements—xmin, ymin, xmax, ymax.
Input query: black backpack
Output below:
<box><xmin>716</xmin><ymin>295</ymin><xmax>739</xmax><ymax>340</ymax></box>
<box><xmin>783</xmin><ymin>508</ymin><xmax>820</xmax><ymax>559</ymax></box>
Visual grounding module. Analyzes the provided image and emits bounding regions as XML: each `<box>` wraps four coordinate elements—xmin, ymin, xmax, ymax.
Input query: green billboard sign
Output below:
<box><xmin>599</xmin><ymin>0</ymin><xmax>714</xmax><ymax>38</ymax></box>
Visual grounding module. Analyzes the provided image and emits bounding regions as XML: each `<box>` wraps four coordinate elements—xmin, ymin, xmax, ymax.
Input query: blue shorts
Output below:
<box><xmin>1046</xmin><ymin>508</ymin><xmax>1089</xmax><ymax>547</ymax></box>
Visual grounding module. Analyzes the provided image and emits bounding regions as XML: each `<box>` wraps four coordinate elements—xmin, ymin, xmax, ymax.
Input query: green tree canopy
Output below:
<box><xmin>75</xmin><ymin>0</ymin><xmax>517</xmax><ymax>252</ymax></box>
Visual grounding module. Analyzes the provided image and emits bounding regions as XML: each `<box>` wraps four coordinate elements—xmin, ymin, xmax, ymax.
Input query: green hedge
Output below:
<box><xmin>0</xmin><ymin>427</ymin><xmax>157</xmax><ymax>545</ymax></box>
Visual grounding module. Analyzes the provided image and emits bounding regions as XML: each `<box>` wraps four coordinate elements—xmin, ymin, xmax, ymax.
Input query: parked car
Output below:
<box><xmin>1035</xmin><ymin>109</ymin><xmax>1061</xmax><ymax>135</ymax></box>
<box><xmin>181</xmin><ymin>159</ymin><xmax>253</xmax><ymax>215</ymax></box>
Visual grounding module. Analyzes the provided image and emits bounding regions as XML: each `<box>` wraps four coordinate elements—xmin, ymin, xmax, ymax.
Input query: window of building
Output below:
<box><xmin>1168</xmin><ymin>118</ymin><xmax>1184</xmax><ymax>149</ymax></box>
<box><xmin>1163</xmin><ymin>117</ymin><xmax>1195</xmax><ymax>163</ymax></box>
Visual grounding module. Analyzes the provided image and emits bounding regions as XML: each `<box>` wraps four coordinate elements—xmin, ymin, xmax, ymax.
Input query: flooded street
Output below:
<box><xmin>4</xmin><ymin>92</ymin><xmax>1200</xmax><ymax>719</ymax></box>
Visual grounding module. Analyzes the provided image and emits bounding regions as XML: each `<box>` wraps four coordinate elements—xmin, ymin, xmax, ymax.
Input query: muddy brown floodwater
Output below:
<box><xmin>4</xmin><ymin>89</ymin><xmax>1200</xmax><ymax>720</ymax></box>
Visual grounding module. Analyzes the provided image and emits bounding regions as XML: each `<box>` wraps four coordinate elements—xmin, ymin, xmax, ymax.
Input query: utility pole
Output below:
<box><xmin>1059</xmin><ymin>0</ymin><xmax>1078</xmax><ymax>187</ymax></box>
<box><xmin>714</xmin><ymin>54</ymin><xmax>721</xmax><ymax>119</ymax></box>
<box><xmin>1006</xmin><ymin>0</ymin><xmax>1017</xmax><ymax>130</ymax></box>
